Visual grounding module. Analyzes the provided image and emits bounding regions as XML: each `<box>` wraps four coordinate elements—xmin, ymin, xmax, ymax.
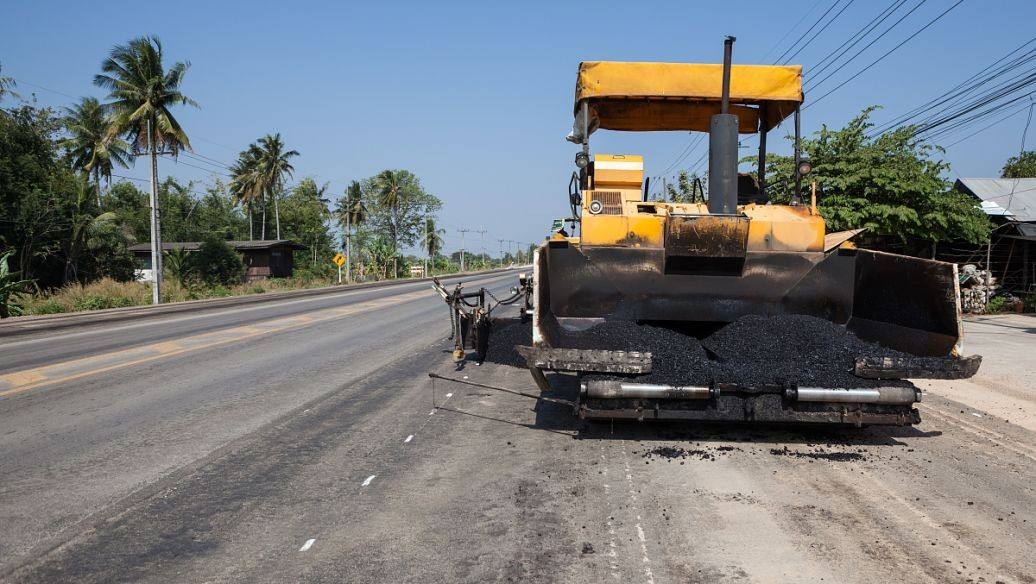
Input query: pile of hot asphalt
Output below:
<box><xmin>482</xmin><ymin>315</ymin><xmax>910</xmax><ymax>389</ymax></box>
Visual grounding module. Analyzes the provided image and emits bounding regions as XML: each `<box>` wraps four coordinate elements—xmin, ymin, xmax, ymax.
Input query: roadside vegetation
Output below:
<box><xmin>0</xmin><ymin>37</ymin><xmax>497</xmax><ymax>318</ymax></box>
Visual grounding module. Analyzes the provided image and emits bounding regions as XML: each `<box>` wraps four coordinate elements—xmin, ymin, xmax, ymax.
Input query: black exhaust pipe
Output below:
<box><xmin>708</xmin><ymin>36</ymin><xmax>738</xmax><ymax>215</ymax></box>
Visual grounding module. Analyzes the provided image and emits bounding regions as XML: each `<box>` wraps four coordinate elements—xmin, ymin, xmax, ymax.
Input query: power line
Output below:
<box><xmin>158</xmin><ymin>153</ymin><xmax>233</xmax><ymax>178</ymax></box>
<box><xmin>804</xmin><ymin>0</ymin><xmax>966</xmax><ymax>110</ymax></box>
<box><xmin>943</xmin><ymin>101</ymin><xmax>1033</xmax><ymax>148</ymax></box>
<box><xmin>774</xmin><ymin>0</ymin><xmax>847</xmax><ymax>65</ymax></box>
<box><xmin>781</xmin><ymin>0</ymin><xmax>857</xmax><ymax>65</ymax></box>
<box><xmin>804</xmin><ymin>0</ymin><xmax>929</xmax><ymax>93</ymax></box>
<box><xmin>182</xmin><ymin>149</ymin><xmax>234</xmax><ymax>170</ymax></box>
<box><xmin>8</xmin><ymin>77</ymin><xmax>79</xmax><ymax>100</ymax></box>
<box><xmin>906</xmin><ymin>60</ymin><xmax>1036</xmax><ymax>134</ymax></box>
<box><xmin>922</xmin><ymin>90</ymin><xmax>1035</xmax><ymax>142</ymax></box>
<box><xmin>1022</xmin><ymin>98</ymin><xmax>1035</xmax><ymax>152</ymax></box>
<box><xmin>759</xmin><ymin>0</ymin><xmax>825</xmax><ymax>63</ymax></box>
<box><xmin>660</xmin><ymin>132</ymin><xmax>706</xmax><ymax>175</ymax></box>
<box><xmin>869</xmin><ymin>38</ymin><xmax>1036</xmax><ymax>136</ymax></box>
<box><xmin>805</xmin><ymin>0</ymin><xmax>909</xmax><ymax>81</ymax></box>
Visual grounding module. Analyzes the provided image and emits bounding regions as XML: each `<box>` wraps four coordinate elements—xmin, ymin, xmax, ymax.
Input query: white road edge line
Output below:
<box><xmin>362</xmin><ymin>475</ymin><xmax>376</xmax><ymax>487</ymax></box>
<box><xmin>299</xmin><ymin>538</ymin><xmax>315</xmax><ymax>552</ymax></box>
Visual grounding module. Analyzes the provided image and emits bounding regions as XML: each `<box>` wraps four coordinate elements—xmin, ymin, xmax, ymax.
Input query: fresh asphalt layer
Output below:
<box><xmin>1</xmin><ymin>280</ymin><xmax>1033</xmax><ymax>583</ymax></box>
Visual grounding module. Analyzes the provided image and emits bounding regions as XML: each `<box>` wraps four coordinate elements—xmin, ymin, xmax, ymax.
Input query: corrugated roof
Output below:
<box><xmin>955</xmin><ymin>178</ymin><xmax>1036</xmax><ymax>222</ymax></box>
<box><xmin>128</xmin><ymin>240</ymin><xmax>307</xmax><ymax>252</ymax></box>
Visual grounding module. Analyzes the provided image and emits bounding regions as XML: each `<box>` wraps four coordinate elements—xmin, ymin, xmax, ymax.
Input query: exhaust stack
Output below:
<box><xmin>708</xmin><ymin>36</ymin><xmax>739</xmax><ymax>215</ymax></box>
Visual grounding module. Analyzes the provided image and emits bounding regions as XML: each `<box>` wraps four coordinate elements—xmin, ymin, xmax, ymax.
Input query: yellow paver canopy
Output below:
<box><xmin>575</xmin><ymin>61</ymin><xmax>803</xmax><ymax>134</ymax></box>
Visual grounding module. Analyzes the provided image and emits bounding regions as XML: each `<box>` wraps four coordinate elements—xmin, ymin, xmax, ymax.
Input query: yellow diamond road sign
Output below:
<box><xmin>333</xmin><ymin>253</ymin><xmax>346</xmax><ymax>267</ymax></box>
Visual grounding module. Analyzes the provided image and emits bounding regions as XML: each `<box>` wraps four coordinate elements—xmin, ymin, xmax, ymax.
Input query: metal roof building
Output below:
<box><xmin>953</xmin><ymin>178</ymin><xmax>1036</xmax><ymax>294</ymax></box>
<box><xmin>954</xmin><ymin>178</ymin><xmax>1036</xmax><ymax>223</ymax></box>
<box><xmin>129</xmin><ymin>240</ymin><xmax>307</xmax><ymax>281</ymax></box>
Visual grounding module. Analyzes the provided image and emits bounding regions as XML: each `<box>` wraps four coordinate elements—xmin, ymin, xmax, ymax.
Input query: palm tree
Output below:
<box><xmin>230</xmin><ymin>147</ymin><xmax>262</xmax><ymax>240</ymax></box>
<box><xmin>94</xmin><ymin>35</ymin><xmax>197</xmax><ymax>304</ymax></box>
<box><xmin>336</xmin><ymin>180</ymin><xmax>366</xmax><ymax>281</ymax></box>
<box><xmin>252</xmin><ymin>134</ymin><xmax>298</xmax><ymax>240</ymax></box>
<box><xmin>375</xmin><ymin>170</ymin><xmax>406</xmax><ymax>277</ymax></box>
<box><xmin>419</xmin><ymin>217</ymin><xmax>444</xmax><ymax>276</ymax></box>
<box><xmin>304</xmin><ymin>181</ymin><xmax>332</xmax><ymax>267</ymax></box>
<box><xmin>61</xmin><ymin>97</ymin><xmax>131</xmax><ymax>208</ymax></box>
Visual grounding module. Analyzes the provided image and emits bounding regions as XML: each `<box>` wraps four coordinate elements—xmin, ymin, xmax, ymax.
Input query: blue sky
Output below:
<box><xmin>3</xmin><ymin>0</ymin><xmax>1034</xmax><ymax>255</ymax></box>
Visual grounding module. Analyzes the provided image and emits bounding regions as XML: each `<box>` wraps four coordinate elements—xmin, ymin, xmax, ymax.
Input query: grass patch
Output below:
<box><xmin>21</xmin><ymin>275</ymin><xmax>340</xmax><ymax>316</ymax></box>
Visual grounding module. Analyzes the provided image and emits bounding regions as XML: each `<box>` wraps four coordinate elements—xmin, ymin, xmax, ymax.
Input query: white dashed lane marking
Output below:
<box><xmin>404</xmin><ymin>434</ymin><xmax>414</xmax><ymax>443</ymax></box>
<box><xmin>361</xmin><ymin>475</ymin><xmax>376</xmax><ymax>487</ymax></box>
<box><xmin>299</xmin><ymin>538</ymin><xmax>315</xmax><ymax>552</ymax></box>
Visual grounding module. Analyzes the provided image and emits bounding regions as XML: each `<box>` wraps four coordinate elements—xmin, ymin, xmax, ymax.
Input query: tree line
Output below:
<box><xmin>1</xmin><ymin>36</ymin><xmax>453</xmax><ymax>314</ymax></box>
<box><xmin>661</xmin><ymin>108</ymin><xmax>1036</xmax><ymax>253</ymax></box>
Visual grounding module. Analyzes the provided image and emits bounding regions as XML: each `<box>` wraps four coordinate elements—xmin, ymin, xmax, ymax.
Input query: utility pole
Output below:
<box><xmin>457</xmin><ymin>228</ymin><xmax>472</xmax><ymax>272</ymax></box>
<box><xmin>423</xmin><ymin>217</ymin><xmax>429</xmax><ymax>277</ymax></box>
<box><xmin>476</xmin><ymin>227</ymin><xmax>487</xmax><ymax>268</ymax></box>
<box><xmin>497</xmin><ymin>238</ymin><xmax>506</xmax><ymax>267</ymax></box>
<box><xmin>345</xmin><ymin>212</ymin><xmax>352</xmax><ymax>283</ymax></box>
<box><xmin>146</xmin><ymin>118</ymin><xmax>163</xmax><ymax>305</ymax></box>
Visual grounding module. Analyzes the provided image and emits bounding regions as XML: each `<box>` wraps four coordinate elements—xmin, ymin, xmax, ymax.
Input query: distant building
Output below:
<box><xmin>129</xmin><ymin>240</ymin><xmax>308</xmax><ymax>282</ymax></box>
<box><xmin>953</xmin><ymin>178</ymin><xmax>1036</xmax><ymax>293</ymax></box>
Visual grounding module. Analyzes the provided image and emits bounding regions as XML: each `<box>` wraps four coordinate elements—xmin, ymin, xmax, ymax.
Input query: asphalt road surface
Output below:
<box><xmin>0</xmin><ymin>279</ymin><xmax>1033</xmax><ymax>583</ymax></box>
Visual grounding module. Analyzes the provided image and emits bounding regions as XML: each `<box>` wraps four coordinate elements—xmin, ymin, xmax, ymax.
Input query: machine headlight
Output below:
<box><xmin>797</xmin><ymin>160</ymin><xmax>813</xmax><ymax>177</ymax></box>
<box><xmin>575</xmin><ymin>151</ymin><xmax>590</xmax><ymax>169</ymax></box>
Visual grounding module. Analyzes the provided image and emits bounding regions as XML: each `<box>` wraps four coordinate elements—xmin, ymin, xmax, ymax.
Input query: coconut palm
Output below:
<box><xmin>252</xmin><ymin>134</ymin><xmax>298</xmax><ymax>240</ymax></box>
<box><xmin>229</xmin><ymin>147</ymin><xmax>262</xmax><ymax>240</ymax></box>
<box><xmin>60</xmin><ymin>97</ymin><xmax>131</xmax><ymax>208</ymax></box>
<box><xmin>336</xmin><ymin>180</ymin><xmax>366</xmax><ymax>280</ymax></box>
<box><xmin>419</xmin><ymin>217</ymin><xmax>444</xmax><ymax>276</ymax></box>
<box><xmin>94</xmin><ymin>35</ymin><xmax>197</xmax><ymax>304</ymax></box>
<box><xmin>375</xmin><ymin>169</ymin><xmax>407</xmax><ymax>276</ymax></box>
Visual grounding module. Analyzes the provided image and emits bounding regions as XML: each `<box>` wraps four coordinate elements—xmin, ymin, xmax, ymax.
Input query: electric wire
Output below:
<box><xmin>774</xmin><ymin>0</ymin><xmax>847</xmax><ymax>65</ymax></box>
<box><xmin>805</xmin><ymin>0</ymin><xmax>909</xmax><ymax>82</ymax></box>
<box><xmin>804</xmin><ymin>0</ymin><xmax>966</xmax><ymax>110</ymax></box>
<box><xmin>759</xmin><ymin>0</ymin><xmax>825</xmax><ymax>63</ymax></box>
<box><xmin>944</xmin><ymin>101</ymin><xmax>1033</xmax><ymax>148</ymax></box>
<box><xmin>869</xmin><ymin>37</ymin><xmax>1036</xmax><ymax>135</ymax></box>
<box><xmin>803</xmin><ymin>0</ymin><xmax>930</xmax><ymax>93</ymax></box>
<box><xmin>781</xmin><ymin>0</ymin><xmax>857</xmax><ymax>65</ymax></box>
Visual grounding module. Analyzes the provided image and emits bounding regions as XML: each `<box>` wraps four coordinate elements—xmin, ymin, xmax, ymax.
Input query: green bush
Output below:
<box><xmin>32</xmin><ymin>300</ymin><xmax>66</xmax><ymax>315</ymax></box>
<box><xmin>1024</xmin><ymin>294</ymin><xmax>1036</xmax><ymax>313</ymax></box>
<box><xmin>208</xmin><ymin>284</ymin><xmax>232</xmax><ymax>297</ymax></box>
<box><xmin>1</xmin><ymin>249</ymin><xmax>33</xmax><ymax>318</ymax></box>
<box><xmin>72</xmin><ymin>295</ymin><xmax>135</xmax><ymax>311</ymax></box>
<box><xmin>293</xmin><ymin>263</ymin><xmax>335</xmax><ymax>282</ymax></box>
<box><xmin>985</xmin><ymin>296</ymin><xmax>1008</xmax><ymax>314</ymax></box>
<box><xmin>189</xmin><ymin>237</ymin><xmax>244</xmax><ymax>286</ymax></box>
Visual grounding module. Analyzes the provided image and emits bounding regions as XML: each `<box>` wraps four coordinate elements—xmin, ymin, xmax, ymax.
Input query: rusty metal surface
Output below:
<box><xmin>854</xmin><ymin>354</ymin><xmax>982</xmax><ymax>380</ymax></box>
<box><xmin>578</xmin><ymin>405</ymin><xmax>919</xmax><ymax>426</ymax></box>
<box><xmin>665</xmin><ymin>215</ymin><xmax>749</xmax><ymax>257</ymax></box>
<box><xmin>577</xmin><ymin>393</ymin><xmax>920</xmax><ymax>426</ymax></box>
<box><xmin>515</xmin><ymin>345</ymin><xmax>652</xmax><ymax>374</ymax></box>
